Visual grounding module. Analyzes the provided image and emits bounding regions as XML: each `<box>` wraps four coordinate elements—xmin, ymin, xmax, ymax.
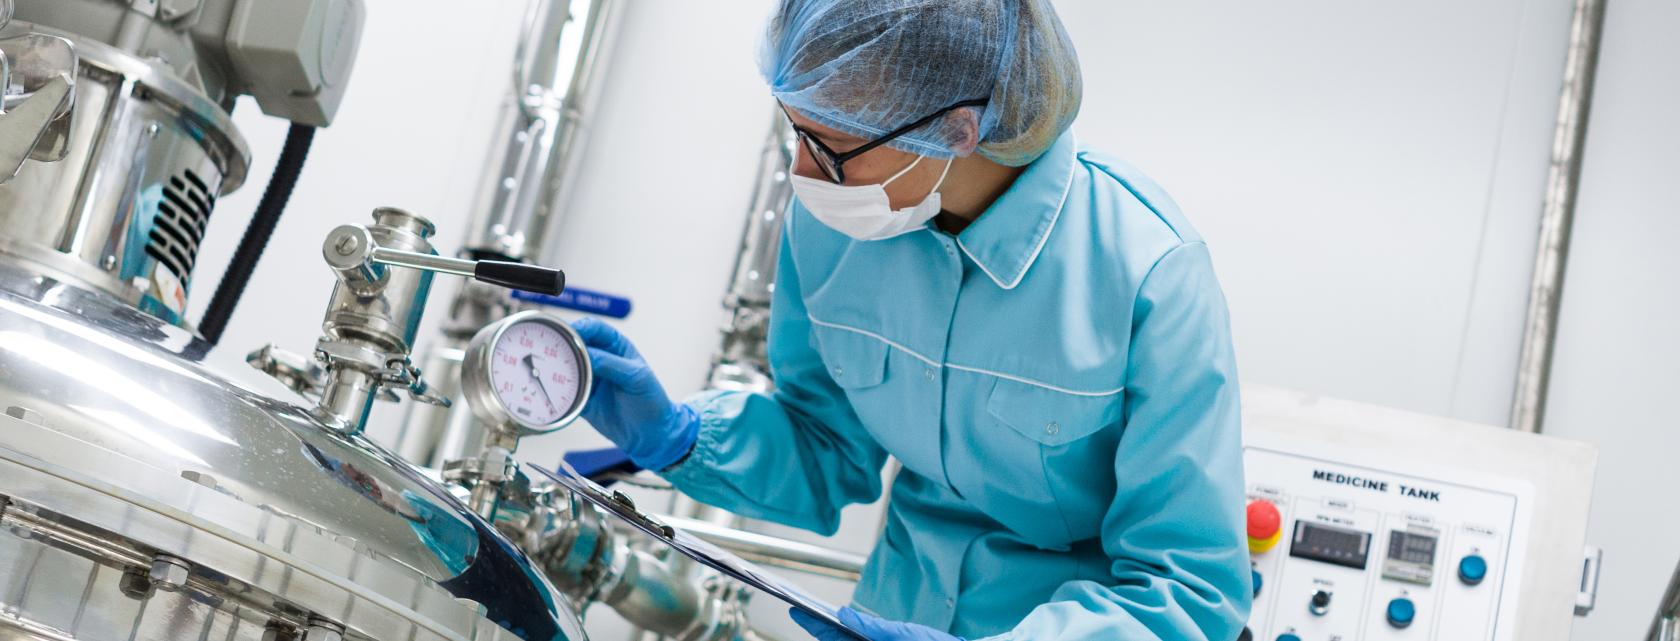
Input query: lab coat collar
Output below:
<box><xmin>954</xmin><ymin>130</ymin><xmax>1077</xmax><ymax>290</ymax></box>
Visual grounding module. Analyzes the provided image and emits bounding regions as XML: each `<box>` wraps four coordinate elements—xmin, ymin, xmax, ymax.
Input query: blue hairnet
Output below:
<box><xmin>760</xmin><ymin>0</ymin><xmax>1082</xmax><ymax>167</ymax></box>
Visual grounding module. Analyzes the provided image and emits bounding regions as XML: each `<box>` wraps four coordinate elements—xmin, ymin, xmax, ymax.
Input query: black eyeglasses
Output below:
<box><xmin>783</xmin><ymin>98</ymin><xmax>988</xmax><ymax>184</ymax></box>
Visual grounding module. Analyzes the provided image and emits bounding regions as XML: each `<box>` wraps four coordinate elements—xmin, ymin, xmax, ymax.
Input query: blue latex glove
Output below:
<box><xmin>570</xmin><ymin>318</ymin><xmax>699</xmax><ymax>471</ymax></box>
<box><xmin>790</xmin><ymin>607</ymin><xmax>965</xmax><ymax>641</ymax></box>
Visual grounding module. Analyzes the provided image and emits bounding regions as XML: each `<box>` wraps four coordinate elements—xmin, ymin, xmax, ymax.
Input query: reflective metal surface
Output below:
<box><xmin>0</xmin><ymin>255</ymin><xmax>587</xmax><ymax>641</ymax></box>
<box><xmin>1650</xmin><ymin>558</ymin><xmax>1680</xmax><ymax>640</ymax></box>
<box><xmin>308</xmin><ymin>209</ymin><xmax>453</xmax><ymax>434</ymax></box>
<box><xmin>463</xmin><ymin>0</ymin><xmax>620</xmax><ymax>262</ymax></box>
<box><xmin>495</xmin><ymin>471</ymin><xmax>747</xmax><ymax>641</ymax></box>
<box><xmin>1510</xmin><ymin>0</ymin><xmax>1606</xmax><ymax>434</ymax></box>
<box><xmin>707</xmin><ymin>112</ymin><xmax>794</xmax><ymax>392</ymax></box>
<box><xmin>0</xmin><ymin>23</ymin><xmax>250</xmax><ymax>327</ymax></box>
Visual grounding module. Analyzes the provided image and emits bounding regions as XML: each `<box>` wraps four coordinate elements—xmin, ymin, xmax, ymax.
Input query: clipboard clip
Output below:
<box><xmin>608</xmin><ymin>489</ymin><xmax>676</xmax><ymax>539</ymax></box>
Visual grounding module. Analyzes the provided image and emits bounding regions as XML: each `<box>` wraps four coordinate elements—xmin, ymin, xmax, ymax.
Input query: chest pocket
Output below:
<box><xmin>985</xmin><ymin>378</ymin><xmax>1124</xmax><ymax>446</ymax></box>
<box><xmin>980</xmin><ymin>377</ymin><xmax>1126</xmax><ymax>542</ymax></box>
<box><xmin>812</xmin><ymin>325</ymin><xmax>888</xmax><ymax>390</ymax></box>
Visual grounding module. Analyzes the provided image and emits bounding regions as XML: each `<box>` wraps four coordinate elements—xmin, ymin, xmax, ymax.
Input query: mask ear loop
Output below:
<box><xmin>880</xmin><ymin>155</ymin><xmax>925</xmax><ymax>187</ymax></box>
<box><xmin>926</xmin><ymin>156</ymin><xmax>955</xmax><ymax>195</ymax></box>
<box><xmin>881</xmin><ymin>155</ymin><xmax>953</xmax><ymax>203</ymax></box>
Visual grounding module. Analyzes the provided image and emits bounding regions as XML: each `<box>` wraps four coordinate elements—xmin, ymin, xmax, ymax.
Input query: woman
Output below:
<box><xmin>572</xmin><ymin>1</ymin><xmax>1251</xmax><ymax>639</ymax></box>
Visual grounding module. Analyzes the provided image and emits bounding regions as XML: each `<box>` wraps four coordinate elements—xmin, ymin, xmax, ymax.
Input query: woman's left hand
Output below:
<box><xmin>789</xmin><ymin>607</ymin><xmax>965</xmax><ymax>641</ymax></box>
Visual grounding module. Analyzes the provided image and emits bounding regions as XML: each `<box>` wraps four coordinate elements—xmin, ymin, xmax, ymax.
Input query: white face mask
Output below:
<box><xmin>789</xmin><ymin>154</ymin><xmax>953</xmax><ymax>241</ymax></box>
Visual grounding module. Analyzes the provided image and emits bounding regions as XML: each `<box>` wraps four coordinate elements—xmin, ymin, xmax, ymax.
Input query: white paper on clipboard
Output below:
<box><xmin>524</xmin><ymin>461</ymin><xmax>870</xmax><ymax>641</ymax></box>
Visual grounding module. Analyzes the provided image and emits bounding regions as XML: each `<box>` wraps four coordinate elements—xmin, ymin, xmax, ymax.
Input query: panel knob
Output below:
<box><xmin>1251</xmin><ymin>568</ymin><xmax>1263</xmax><ymax>597</ymax></box>
<box><xmin>1308</xmin><ymin>589</ymin><xmax>1332</xmax><ymax>616</ymax></box>
<box><xmin>1276</xmin><ymin>634</ymin><xmax>1302</xmax><ymax>641</ymax></box>
<box><xmin>1459</xmin><ymin>554</ymin><xmax>1489</xmax><ymax>586</ymax></box>
<box><xmin>1247</xmin><ymin>499</ymin><xmax>1283</xmax><ymax>553</ymax></box>
<box><xmin>1386</xmin><ymin>597</ymin><xmax>1417</xmax><ymax>628</ymax></box>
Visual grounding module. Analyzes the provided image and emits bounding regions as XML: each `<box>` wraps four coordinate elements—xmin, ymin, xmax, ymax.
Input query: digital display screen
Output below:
<box><xmin>1389</xmin><ymin>530</ymin><xmax>1438</xmax><ymax>564</ymax></box>
<box><xmin>1382</xmin><ymin>528</ymin><xmax>1439</xmax><ymax>585</ymax></box>
<box><xmin>1289</xmin><ymin>521</ymin><xmax>1371</xmax><ymax>570</ymax></box>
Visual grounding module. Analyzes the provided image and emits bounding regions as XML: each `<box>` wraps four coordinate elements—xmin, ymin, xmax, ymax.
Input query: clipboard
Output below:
<box><xmin>524</xmin><ymin>461</ymin><xmax>871</xmax><ymax>641</ymax></box>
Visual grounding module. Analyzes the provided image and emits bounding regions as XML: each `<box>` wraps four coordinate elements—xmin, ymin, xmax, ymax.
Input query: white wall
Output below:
<box><xmin>181</xmin><ymin>0</ymin><xmax>1675</xmax><ymax>639</ymax></box>
<box><xmin>1540</xmin><ymin>0</ymin><xmax>1680</xmax><ymax>637</ymax></box>
<box><xmin>1055</xmin><ymin>1</ymin><xmax>1578</xmax><ymax>427</ymax></box>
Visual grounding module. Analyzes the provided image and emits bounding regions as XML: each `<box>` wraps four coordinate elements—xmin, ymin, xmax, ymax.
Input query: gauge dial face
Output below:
<box><xmin>488</xmin><ymin>319</ymin><xmax>585</xmax><ymax>428</ymax></box>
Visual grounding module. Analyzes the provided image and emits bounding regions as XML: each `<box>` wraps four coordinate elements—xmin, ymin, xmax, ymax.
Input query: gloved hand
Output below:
<box><xmin>570</xmin><ymin>318</ymin><xmax>699</xmax><ymax>471</ymax></box>
<box><xmin>790</xmin><ymin>607</ymin><xmax>966</xmax><ymax>641</ymax></box>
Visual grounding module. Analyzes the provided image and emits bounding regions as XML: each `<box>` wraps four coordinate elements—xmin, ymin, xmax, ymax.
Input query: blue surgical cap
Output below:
<box><xmin>760</xmin><ymin>0</ymin><xmax>1082</xmax><ymax>167</ymax></box>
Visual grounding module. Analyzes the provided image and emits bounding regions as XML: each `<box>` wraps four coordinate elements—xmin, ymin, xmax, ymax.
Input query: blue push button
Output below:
<box><xmin>1459</xmin><ymin>554</ymin><xmax>1489</xmax><ymax>586</ymax></box>
<box><xmin>1386</xmin><ymin>597</ymin><xmax>1416</xmax><ymax>628</ymax></box>
<box><xmin>1276</xmin><ymin>634</ymin><xmax>1302</xmax><ymax>641</ymax></box>
<box><xmin>1251</xmin><ymin>568</ymin><xmax>1263</xmax><ymax>597</ymax></box>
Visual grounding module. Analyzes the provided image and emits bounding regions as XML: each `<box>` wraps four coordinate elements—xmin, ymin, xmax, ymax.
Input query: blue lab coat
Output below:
<box><xmin>664</xmin><ymin>131</ymin><xmax>1251</xmax><ymax>640</ymax></box>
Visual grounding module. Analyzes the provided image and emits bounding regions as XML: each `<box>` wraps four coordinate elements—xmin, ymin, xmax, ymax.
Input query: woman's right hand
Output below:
<box><xmin>570</xmin><ymin>318</ymin><xmax>699</xmax><ymax>471</ymax></box>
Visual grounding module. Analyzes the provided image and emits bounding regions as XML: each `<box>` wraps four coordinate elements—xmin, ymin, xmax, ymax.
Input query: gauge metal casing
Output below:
<box><xmin>462</xmin><ymin>310</ymin><xmax>593</xmax><ymax>435</ymax></box>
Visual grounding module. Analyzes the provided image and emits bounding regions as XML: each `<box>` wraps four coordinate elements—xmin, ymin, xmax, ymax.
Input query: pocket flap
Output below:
<box><xmin>986</xmin><ymin>377</ymin><xmax>1123</xmax><ymax>446</ymax></box>
<box><xmin>812</xmin><ymin>324</ymin><xmax>889</xmax><ymax>389</ymax></box>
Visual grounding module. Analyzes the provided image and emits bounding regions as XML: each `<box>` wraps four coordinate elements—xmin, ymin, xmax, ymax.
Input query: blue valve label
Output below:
<box><xmin>512</xmin><ymin>286</ymin><xmax>634</xmax><ymax>319</ymax></box>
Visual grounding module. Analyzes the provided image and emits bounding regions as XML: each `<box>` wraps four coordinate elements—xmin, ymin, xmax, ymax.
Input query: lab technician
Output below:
<box><xmin>572</xmin><ymin>1</ymin><xmax>1251</xmax><ymax>639</ymax></box>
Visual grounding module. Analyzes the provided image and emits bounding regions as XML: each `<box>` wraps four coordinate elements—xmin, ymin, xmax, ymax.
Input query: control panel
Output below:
<box><xmin>1237</xmin><ymin>386</ymin><xmax>1597</xmax><ymax>641</ymax></box>
<box><xmin>1244</xmin><ymin>447</ymin><xmax>1522</xmax><ymax>640</ymax></box>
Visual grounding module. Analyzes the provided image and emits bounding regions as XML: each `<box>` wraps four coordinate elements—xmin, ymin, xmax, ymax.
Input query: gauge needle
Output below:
<box><xmin>522</xmin><ymin>354</ymin><xmax>559</xmax><ymax>407</ymax></box>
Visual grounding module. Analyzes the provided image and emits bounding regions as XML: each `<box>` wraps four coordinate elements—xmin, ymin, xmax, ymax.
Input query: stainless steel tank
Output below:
<box><xmin>0</xmin><ymin>24</ymin><xmax>249</xmax><ymax>327</ymax></box>
<box><xmin>0</xmin><ymin>6</ymin><xmax>592</xmax><ymax>641</ymax></box>
<box><xmin>0</xmin><ymin>256</ymin><xmax>589</xmax><ymax>640</ymax></box>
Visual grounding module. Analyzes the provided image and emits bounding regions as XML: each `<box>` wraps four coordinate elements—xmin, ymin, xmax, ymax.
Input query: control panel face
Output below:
<box><xmin>1244</xmin><ymin>445</ymin><xmax>1527</xmax><ymax>641</ymax></box>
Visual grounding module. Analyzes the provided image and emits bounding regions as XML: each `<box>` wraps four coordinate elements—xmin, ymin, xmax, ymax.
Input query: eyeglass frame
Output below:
<box><xmin>781</xmin><ymin>97</ymin><xmax>988</xmax><ymax>184</ymax></box>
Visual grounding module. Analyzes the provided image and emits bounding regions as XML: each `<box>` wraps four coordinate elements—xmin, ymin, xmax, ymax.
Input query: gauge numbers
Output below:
<box><xmin>463</xmin><ymin>312</ymin><xmax>591</xmax><ymax>434</ymax></box>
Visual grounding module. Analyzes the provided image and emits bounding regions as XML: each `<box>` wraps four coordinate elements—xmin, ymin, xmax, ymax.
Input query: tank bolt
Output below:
<box><xmin>117</xmin><ymin>565</ymin><xmax>154</xmax><ymax>599</ymax></box>
<box><xmin>260</xmin><ymin>623</ymin><xmax>298</xmax><ymax>641</ymax></box>
<box><xmin>148</xmin><ymin>553</ymin><xmax>190</xmax><ymax>590</ymax></box>
<box><xmin>304</xmin><ymin>617</ymin><xmax>345</xmax><ymax>641</ymax></box>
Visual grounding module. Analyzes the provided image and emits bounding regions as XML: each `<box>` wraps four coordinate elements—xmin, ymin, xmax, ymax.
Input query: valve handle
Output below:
<box><xmin>473</xmin><ymin>260</ymin><xmax>566</xmax><ymax>295</ymax></box>
<box><xmin>323</xmin><ymin>224</ymin><xmax>568</xmax><ymax>296</ymax></box>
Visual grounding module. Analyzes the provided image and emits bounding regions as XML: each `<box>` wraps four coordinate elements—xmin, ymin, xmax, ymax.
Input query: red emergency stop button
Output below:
<box><xmin>1247</xmin><ymin>499</ymin><xmax>1282</xmax><ymax>554</ymax></box>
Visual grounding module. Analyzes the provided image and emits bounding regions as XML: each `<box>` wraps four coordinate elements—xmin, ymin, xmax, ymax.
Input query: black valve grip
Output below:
<box><xmin>474</xmin><ymin>261</ymin><xmax>566</xmax><ymax>295</ymax></box>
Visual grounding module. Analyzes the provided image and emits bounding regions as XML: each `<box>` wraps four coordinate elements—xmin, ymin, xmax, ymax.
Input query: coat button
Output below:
<box><xmin>924</xmin><ymin>369</ymin><xmax>936</xmax><ymax>381</ymax></box>
<box><xmin>1046</xmin><ymin>421</ymin><xmax>1060</xmax><ymax>435</ymax></box>
<box><xmin>834</xmin><ymin>366</ymin><xmax>844</xmax><ymax>377</ymax></box>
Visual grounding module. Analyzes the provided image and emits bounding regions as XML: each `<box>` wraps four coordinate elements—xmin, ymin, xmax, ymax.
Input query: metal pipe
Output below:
<box><xmin>707</xmin><ymin>111</ymin><xmax>796</xmax><ymax>391</ymax></box>
<box><xmin>1510</xmin><ymin>0</ymin><xmax>1607</xmax><ymax>433</ymax></box>
<box><xmin>658</xmin><ymin>514</ymin><xmax>867</xmax><ymax>582</ymax></box>
<box><xmin>512</xmin><ymin>489</ymin><xmax>745</xmax><ymax>641</ymax></box>
<box><xmin>1650</xmin><ymin>558</ymin><xmax>1680</xmax><ymax>640</ymax></box>
<box><xmin>597</xmin><ymin>547</ymin><xmax>708</xmax><ymax>635</ymax></box>
<box><xmin>394</xmin><ymin>0</ymin><xmax>621</xmax><ymax>469</ymax></box>
<box><xmin>314</xmin><ymin>368</ymin><xmax>378</xmax><ymax>433</ymax></box>
<box><xmin>466</xmin><ymin>0</ymin><xmax>622</xmax><ymax>262</ymax></box>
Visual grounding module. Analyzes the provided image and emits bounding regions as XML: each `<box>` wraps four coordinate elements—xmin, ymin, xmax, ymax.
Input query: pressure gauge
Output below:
<box><xmin>462</xmin><ymin>311</ymin><xmax>592</xmax><ymax>435</ymax></box>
